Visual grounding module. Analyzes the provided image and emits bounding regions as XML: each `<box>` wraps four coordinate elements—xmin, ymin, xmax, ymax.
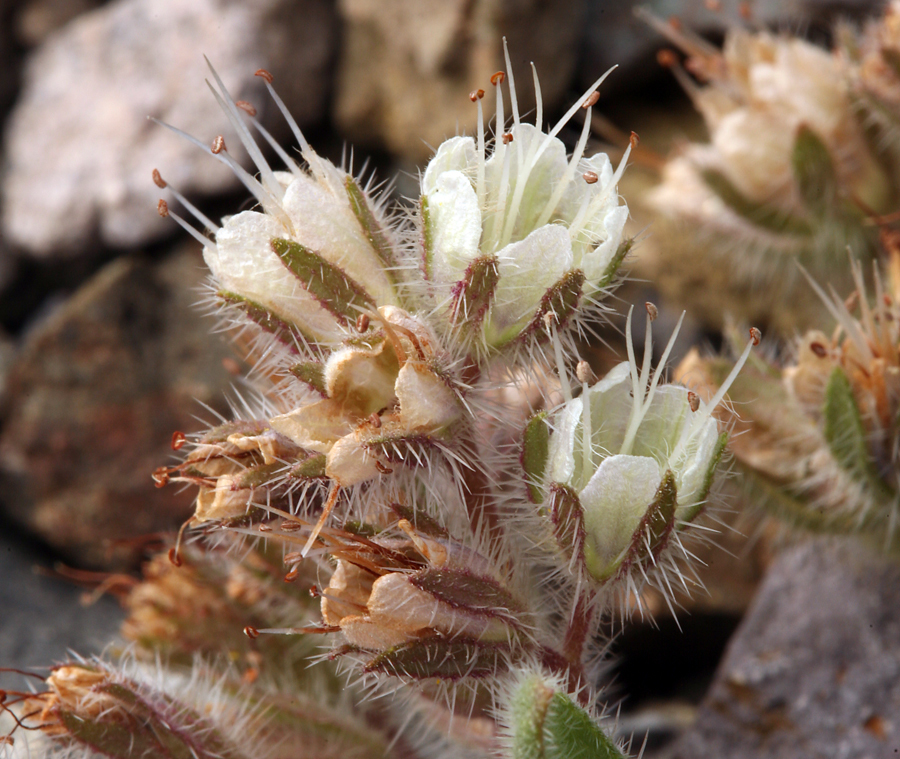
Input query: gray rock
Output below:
<box><xmin>334</xmin><ymin>0</ymin><xmax>586</xmax><ymax>163</ymax></box>
<box><xmin>1</xmin><ymin>0</ymin><xmax>336</xmax><ymax>257</ymax></box>
<box><xmin>663</xmin><ymin>538</ymin><xmax>900</xmax><ymax>759</ymax></box>
<box><xmin>0</xmin><ymin>244</ymin><xmax>239</xmax><ymax>569</ymax></box>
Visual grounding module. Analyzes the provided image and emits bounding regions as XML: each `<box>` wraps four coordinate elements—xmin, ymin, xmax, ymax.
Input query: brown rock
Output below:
<box><xmin>1</xmin><ymin>0</ymin><xmax>336</xmax><ymax>257</ymax></box>
<box><xmin>0</xmin><ymin>245</ymin><xmax>240</xmax><ymax>568</ymax></box>
<box><xmin>334</xmin><ymin>0</ymin><xmax>586</xmax><ymax>162</ymax></box>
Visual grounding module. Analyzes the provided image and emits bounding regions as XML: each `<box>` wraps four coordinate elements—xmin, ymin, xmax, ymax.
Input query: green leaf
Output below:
<box><xmin>823</xmin><ymin>366</ymin><xmax>895</xmax><ymax>502</ymax></box>
<box><xmin>791</xmin><ymin>124</ymin><xmax>838</xmax><ymax>216</ymax></box>
<box><xmin>522</xmin><ymin>412</ymin><xmax>550</xmax><ymax>503</ymax></box>
<box><xmin>701</xmin><ymin>168</ymin><xmax>812</xmax><ymax>236</ymax></box>
<box><xmin>595</xmin><ymin>237</ymin><xmax>633</xmax><ymax>290</ymax></box>
<box><xmin>272</xmin><ymin>238</ymin><xmax>375</xmax><ymax>327</ymax></box>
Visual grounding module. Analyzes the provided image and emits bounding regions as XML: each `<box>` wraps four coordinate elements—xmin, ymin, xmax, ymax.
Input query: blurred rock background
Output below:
<box><xmin>0</xmin><ymin>0</ymin><xmax>893</xmax><ymax>756</ymax></box>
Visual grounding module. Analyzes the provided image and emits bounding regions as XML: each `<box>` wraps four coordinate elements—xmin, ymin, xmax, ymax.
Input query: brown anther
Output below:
<box><xmin>0</xmin><ymin>737</ymin><xmax>13</xmax><ymax>747</ymax></box>
<box><xmin>368</xmin><ymin>412</ymin><xmax>382</xmax><ymax>429</ymax></box>
<box><xmin>583</xmin><ymin>170</ymin><xmax>599</xmax><ymax>184</ymax></box>
<box><xmin>657</xmin><ymin>49</ymin><xmax>679</xmax><ymax>68</ymax></box>
<box><xmin>284</xmin><ymin>552</ymin><xmax>303</xmax><ymax>563</ymax></box>
<box><xmin>688</xmin><ymin>391</ymin><xmax>700</xmax><ymax>412</ymax></box>
<box><xmin>738</xmin><ymin>1</ymin><xmax>752</xmax><ymax>20</ymax></box>
<box><xmin>211</xmin><ymin>135</ymin><xmax>226</xmax><ymax>154</ymax></box>
<box><xmin>375</xmin><ymin>460</ymin><xmax>394</xmax><ymax>475</ymax></box>
<box><xmin>243</xmin><ymin>626</ymin><xmax>260</xmax><ymax>639</ymax></box>
<box><xmin>152</xmin><ymin>466</ymin><xmax>170</xmax><ymax>487</ymax></box>
<box><xmin>469</xmin><ymin>89</ymin><xmax>485</xmax><ymax>102</ymax></box>
<box><xmin>576</xmin><ymin>360</ymin><xmax>594</xmax><ymax>385</ymax></box>
<box><xmin>0</xmin><ymin>689</ymin><xmax>7</xmax><ymax>704</ymax></box>
<box><xmin>490</xmin><ymin>71</ymin><xmax>506</xmax><ymax>86</ymax></box>
<box><xmin>356</xmin><ymin>313</ymin><xmax>370</xmax><ymax>333</ymax></box>
<box><xmin>884</xmin><ymin>294</ymin><xmax>893</xmax><ymax>307</ymax></box>
<box><xmin>258</xmin><ymin>524</ymin><xmax>272</xmax><ymax>532</ymax></box>
<box><xmin>280</xmin><ymin>521</ymin><xmax>302</xmax><ymax>531</ymax></box>
<box><xmin>222</xmin><ymin>357</ymin><xmax>242</xmax><ymax>376</ymax></box>
<box><xmin>284</xmin><ymin>567</ymin><xmax>300</xmax><ymax>583</ymax></box>
<box><xmin>309</xmin><ymin>585</ymin><xmax>321</xmax><ymax>598</ymax></box>
<box><xmin>152</xmin><ymin>168</ymin><xmax>167</xmax><ymax>188</ymax></box>
<box><xmin>171</xmin><ymin>431</ymin><xmax>186</xmax><ymax>451</ymax></box>
<box><xmin>241</xmin><ymin>668</ymin><xmax>259</xmax><ymax>685</ymax></box>
<box><xmin>157</xmin><ymin>199</ymin><xmax>169</xmax><ymax>218</ymax></box>
<box><xmin>235</xmin><ymin>100</ymin><xmax>257</xmax><ymax>117</ymax></box>
<box><xmin>810</xmin><ymin>341</ymin><xmax>828</xmax><ymax>358</ymax></box>
<box><xmin>582</xmin><ymin>91</ymin><xmax>600</xmax><ymax>109</ymax></box>
<box><xmin>254</xmin><ymin>69</ymin><xmax>274</xmax><ymax>84</ymax></box>
<box><xmin>749</xmin><ymin>327</ymin><xmax>761</xmax><ymax>346</ymax></box>
<box><xmin>502</xmin><ymin>132</ymin><xmax>514</xmax><ymax>144</ymax></box>
<box><xmin>543</xmin><ymin>312</ymin><xmax>557</xmax><ymax>330</ymax></box>
<box><xmin>645</xmin><ymin>302</ymin><xmax>658</xmax><ymax>321</ymax></box>
<box><xmin>630</xmin><ymin>131</ymin><xmax>640</xmax><ymax>149</ymax></box>
<box><xmin>668</xmin><ymin>15</ymin><xmax>683</xmax><ymax>31</ymax></box>
<box><xmin>168</xmin><ymin>547</ymin><xmax>183</xmax><ymax>567</ymax></box>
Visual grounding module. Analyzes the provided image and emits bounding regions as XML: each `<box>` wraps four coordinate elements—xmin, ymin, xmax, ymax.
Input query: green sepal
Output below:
<box><xmin>522</xmin><ymin>411</ymin><xmax>550</xmax><ymax>503</ymax></box>
<box><xmin>410</xmin><ymin>568</ymin><xmax>524</xmax><ymax>619</ymax></box>
<box><xmin>290</xmin><ymin>453</ymin><xmax>327</xmax><ymax>479</ymax></box>
<box><xmin>420</xmin><ymin>195</ymin><xmax>435</xmax><ymax>278</ymax></box>
<box><xmin>271</xmin><ymin>238</ymin><xmax>375</xmax><ymax>327</ymax></box>
<box><xmin>363</xmin><ymin>637</ymin><xmax>510</xmax><ymax>681</ymax></box>
<box><xmin>547</xmin><ymin>483</ymin><xmax>585</xmax><ymax>570</ymax></box>
<box><xmin>289</xmin><ymin>361</ymin><xmax>327</xmax><ymax>397</ymax></box>
<box><xmin>541</xmin><ymin>692</ymin><xmax>627</xmax><ymax>759</ymax></box>
<box><xmin>680</xmin><ymin>431</ymin><xmax>728</xmax><ymax>524</ymax></box>
<box><xmin>364</xmin><ymin>431</ymin><xmax>435</xmax><ymax>464</ymax></box>
<box><xmin>700</xmin><ymin>168</ymin><xmax>812</xmax><ymax>236</ymax></box>
<box><xmin>235</xmin><ymin>461</ymin><xmax>285</xmax><ymax>489</ymax></box>
<box><xmin>345</xmin><ymin>176</ymin><xmax>400</xmax><ymax>282</ymax></box>
<box><xmin>595</xmin><ymin>237</ymin><xmax>633</xmax><ymax>290</ymax></box>
<box><xmin>823</xmin><ymin>366</ymin><xmax>895</xmax><ymax>502</ymax></box>
<box><xmin>513</xmin><ymin>269</ymin><xmax>586</xmax><ymax>348</ymax></box>
<box><xmin>450</xmin><ymin>254</ymin><xmax>499</xmax><ymax>333</ymax></box>
<box><xmin>388</xmin><ymin>501</ymin><xmax>449</xmax><ymax>537</ymax></box>
<box><xmin>200</xmin><ymin>420</ymin><xmax>268</xmax><ymax>444</ymax></box>
<box><xmin>791</xmin><ymin>124</ymin><xmax>838</xmax><ymax>217</ymax></box>
<box><xmin>218</xmin><ymin>290</ymin><xmax>303</xmax><ymax>352</ymax></box>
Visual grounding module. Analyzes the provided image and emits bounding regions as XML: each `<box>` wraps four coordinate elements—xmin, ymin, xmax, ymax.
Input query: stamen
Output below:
<box><xmin>799</xmin><ymin>266</ymin><xmax>872</xmax><ymax>364</ymax></box>
<box><xmin>153</xmin><ymin>171</ymin><xmax>219</xmax><ymax>232</ymax></box>
<box><xmin>162</xmin><ymin>204</ymin><xmax>218</xmax><ymax>252</ymax></box>
<box><xmin>546</xmin><ymin>313</ymin><xmax>572</xmax><ymax>402</ymax></box>
<box><xmin>301</xmin><ymin>484</ymin><xmax>341</xmax><ymax>557</ymax></box>
<box><xmin>247</xmin><ymin>117</ymin><xmax>304</xmax><ymax>177</ymax></box>
<box><xmin>579</xmin><ymin>360</ymin><xmax>593</xmax><ymax>479</ymax></box>
<box><xmin>475</xmin><ymin>91</ymin><xmax>486</xmax><ymax>211</ymax></box>
<box><xmin>503</xmin><ymin>38</ymin><xmax>521</xmax><ymax>127</ymax></box>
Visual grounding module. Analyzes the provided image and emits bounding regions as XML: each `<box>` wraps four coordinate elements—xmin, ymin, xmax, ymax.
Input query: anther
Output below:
<box><xmin>375</xmin><ymin>460</ymin><xmax>393</xmax><ymax>475</ymax></box>
<box><xmin>368</xmin><ymin>412</ymin><xmax>382</xmax><ymax>429</ymax></box>
<box><xmin>157</xmin><ymin>199</ymin><xmax>169</xmax><ymax>218</ymax></box>
<box><xmin>502</xmin><ymin>132</ymin><xmax>514</xmax><ymax>144</ymax></box>
<box><xmin>356</xmin><ymin>313</ymin><xmax>370</xmax><ymax>333</ymax></box>
<box><xmin>168</xmin><ymin>547</ymin><xmax>183</xmax><ymax>567</ymax></box>
<box><xmin>284</xmin><ymin>567</ymin><xmax>299</xmax><ymax>583</ymax></box>
<box><xmin>576</xmin><ymin>360</ymin><xmax>594</xmax><ymax>385</ymax></box>
<box><xmin>582</xmin><ymin>91</ymin><xmax>600</xmax><ymax>109</ymax></box>
<box><xmin>235</xmin><ymin>100</ymin><xmax>257</xmax><ymax>117</ymax></box>
<box><xmin>657</xmin><ymin>49</ymin><xmax>679</xmax><ymax>68</ymax></box>
<box><xmin>739</xmin><ymin>1</ymin><xmax>752</xmax><ymax>19</ymax></box>
<box><xmin>543</xmin><ymin>312</ymin><xmax>557</xmax><ymax>330</ymax></box>
<box><xmin>152</xmin><ymin>168</ymin><xmax>167</xmax><ymax>188</ymax></box>
<box><xmin>211</xmin><ymin>135</ymin><xmax>226</xmax><ymax>154</ymax></box>
<box><xmin>645</xmin><ymin>302</ymin><xmax>658</xmax><ymax>321</ymax></box>
<box><xmin>630</xmin><ymin>131</ymin><xmax>640</xmax><ymax>149</ymax></box>
<box><xmin>469</xmin><ymin>89</ymin><xmax>485</xmax><ymax>102</ymax></box>
<box><xmin>309</xmin><ymin>585</ymin><xmax>321</xmax><ymax>598</ymax></box>
<box><xmin>583</xmin><ymin>170</ymin><xmax>598</xmax><ymax>184</ymax></box>
<box><xmin>152</xmin><ymin>466</ymin><xmax>170</xmax><ymax>487</ymax></box>
<box><xmin>243</xmin><ymin>626</ymin><xmax>260</xmax><ymax>639</ymax></box>
<box><xmin>171</xmin><ymin>431</ymin><xmax>186</xmax><ymax>451</ymax></box>
<box><xmin>280</xmin><ymin>521</ymin><xmax>302</xmax><ymax>531</ymax></box>
<box><xmin>258</xmin><ymin>524</ymin><xmax>272</xmax><ymax>532</ymax></box>
<box><xmin>749</xmin><ymin>327</ymin><xmax>761</xmax><ymax>346</ymax></box>
<box><xmin>810</xmin><ymin>342</ymin><xmax>828</xmax><ymax>358</ymax></box>
<box><xmin>490</xmin><ymin>71</ymin><xmax>506</xmax><ymax>86</ymax></box>
<box><xmin>688</xmin><ymin>391</ymin><xmax>700</xmax><ymax>412</ymax></box>
<box><xmin>254</xmin><ymin>69</ymin><xmax>274</xmax><ymax>84</ymax></box>
<box><xmin>668</xmin><ymin>15</ymin><xmax>683</xmax><ymax>31</ymax></box>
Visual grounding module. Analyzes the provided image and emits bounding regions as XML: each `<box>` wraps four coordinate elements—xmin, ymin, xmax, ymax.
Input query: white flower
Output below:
<box><xmin>420</xmin><ymin>44</ymin><xmax>630</xmax><ymax>352</ymax></box>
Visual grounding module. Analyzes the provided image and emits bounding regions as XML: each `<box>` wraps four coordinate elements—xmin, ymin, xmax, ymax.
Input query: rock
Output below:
<box><xmin>662</xmin><ymin>538</ymin><xmax>900</xmax><ymax>758</ymax></box>
<box><xmin>334</xmin><ymin>0</ymin><xmax>586</xmax><ymax>162</ymax></box>
<box><xmin>1</xmin><ymin>0</ymin><xmax>336</xmax><ymax>257</ymax></box>
<box><xmin>0</xmin><ymin>244</ymin><xmax>241</xmax><ymax>569</ymax></box>
<box><xmin>13</xmin><ymin>0</ymin><xmax>105</xmax><ymax>48</ymax></box>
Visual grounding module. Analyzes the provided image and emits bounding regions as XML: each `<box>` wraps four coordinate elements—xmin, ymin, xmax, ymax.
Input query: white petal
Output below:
<box><xmin>671</xmin><ymin>416</ymin><xmax>722</xmax><ymax>515</ymax></box>
<box><xmin>580</xmin><ymin>454</ymin><xmax>662</xmax><ymax>579</ymax></box>
<box><xmin>422</xmin><ymin>136</ymin><xmax>477</xmax><ymax>196</ymax></box>
<box><xmin>546</xmin><ymin>397</ymin><xmax>583</xmax><ymax>487</ymax></box>
<box><xmin>424</xmin><ymin>169</ymin><xmax>482</xmax><ymax>285</ymax></box>
<box><xmin>395</xmin><ymin>363</ymin><xmax>461</xmax><ymax>433</ymax></box>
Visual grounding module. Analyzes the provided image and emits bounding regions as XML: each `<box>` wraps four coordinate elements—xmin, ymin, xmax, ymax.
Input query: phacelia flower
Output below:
<box><xmin>420</xmin><ymin>43</ymin><xmax>631</xmax><ymax>356</ymax></box>
<box><xmin>522</xmin><ymin>305</ymin><xmax>758</xmax><ymax>588</ymax></box>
